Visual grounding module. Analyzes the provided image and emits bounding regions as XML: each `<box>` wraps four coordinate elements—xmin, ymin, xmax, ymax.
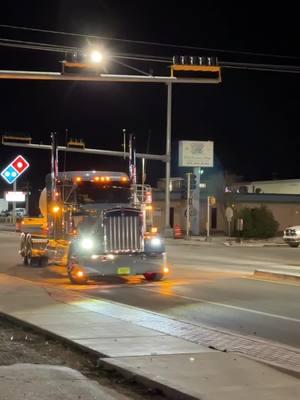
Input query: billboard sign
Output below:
<box><xmin>1</xmin><ymin>155</ymin><xmax>29</xmax><ymax>184</ymax></box>
<box><xmin>179</xmin><ymin>141</ymin><xmax>214</xmax><ymax>167</ymax></box>
<box><xmin>5</xmin><ymin>192</ymin><xmax>26</xmax><ymax>202</ymax></box>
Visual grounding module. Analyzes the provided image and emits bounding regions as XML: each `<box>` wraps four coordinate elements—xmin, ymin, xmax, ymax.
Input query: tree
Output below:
<box><xmin>237</xmin><ymin>206</ymin><xmax>279</xmax><ymax>238</ymax></box>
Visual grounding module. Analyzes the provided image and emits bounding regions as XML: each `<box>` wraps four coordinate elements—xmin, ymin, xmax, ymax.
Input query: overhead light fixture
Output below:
<box><xmin>89</xmin><ymin>49</ymin><xmax>104</xmax><ymax>64</ymax></box>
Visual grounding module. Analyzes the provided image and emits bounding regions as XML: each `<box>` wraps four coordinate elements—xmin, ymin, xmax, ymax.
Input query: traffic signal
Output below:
<box><xmin>182</xmin><ymin>174</ymin><xmax>188</xmax><ymax>199</ymax></box>
<box><xmin>171</xmin><ymin>56</ymin><xmax>221</xmax><ymax>80</ymax></box>
<box><xmin>190</xmin><ymin>174</ymin><xmax>197</xmax><ymax>190</ymax></box>
<box><xmin>210</xmin><ymin>196</ymin><xmax>216</xmax><ymax>206</ymax></box>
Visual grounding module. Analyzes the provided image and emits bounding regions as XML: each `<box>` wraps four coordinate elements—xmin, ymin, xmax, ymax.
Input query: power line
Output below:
<box><xmin>1</xmin><ymin>36</ymin><xmax>300</xmax><ymax>74</ymax></box>
<box><xmin>0</xmin><ymin>37</ymin><xmax>171</xmax><ymax>63</ymax></box>
<box><xmin>1</xmin><ymin>23</ymin><xmax>300</xmax><ymax>61</ymax></box>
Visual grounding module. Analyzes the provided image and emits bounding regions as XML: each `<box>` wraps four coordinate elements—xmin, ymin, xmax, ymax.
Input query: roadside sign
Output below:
<box><xmin>5</xmin><ymin>191</ymin><xmax>26</xmax><ymax>202</ymax></box>
<box><xmin>179</xmin><ymin>141</ymin><xmax>214</xmax><ymax>167</ymax></box>
<box><xmin>1</xmin><ymin>155</ymin><xmax>29</xmax><ymax>184</ymax></box>
<box><xmin>225</xmin><ymin>207</ymin><xmax>234</xmax><ymax>222</ymax></box>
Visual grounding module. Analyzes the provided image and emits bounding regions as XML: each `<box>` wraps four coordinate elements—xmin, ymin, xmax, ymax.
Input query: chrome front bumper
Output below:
<box><xmin>76</xmin><ymin>252</ymin><xmax>167</xmax><ymax>276</ymax></box>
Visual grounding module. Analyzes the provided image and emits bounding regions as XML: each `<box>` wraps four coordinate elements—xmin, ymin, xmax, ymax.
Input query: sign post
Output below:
<box><xmin>1</xmin><ymin>155</ymin><xmax>30</xmax><ymax>224</ymax></box>
<box><xmin>12</xmin><ymin>181</ymin><xmax>16</xmax><ymax>224</ymax></box>
<box><xmin>225</xmin><ymin>206</ymin><xmax>234</xmax><ymax>237</ymax></box>
<box><xmin>179</xmin><ymin>141</ymin><xmax>214</xmax><ymax>236</ymax></box>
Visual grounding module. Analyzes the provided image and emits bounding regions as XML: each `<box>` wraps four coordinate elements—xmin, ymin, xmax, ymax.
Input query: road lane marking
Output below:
<box><xmin>138</xmin><ymin>287</ymin><xmax>300</xmax><ymax>323</ymax></box>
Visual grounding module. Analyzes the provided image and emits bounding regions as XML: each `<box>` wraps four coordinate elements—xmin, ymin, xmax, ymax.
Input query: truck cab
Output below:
<box><xmin>20</xmin><ymin>171</ymin><xmax>168</xmax><ymax>284</ymax></box>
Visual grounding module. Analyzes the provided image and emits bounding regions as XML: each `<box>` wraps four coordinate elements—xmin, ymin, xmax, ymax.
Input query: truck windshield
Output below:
<box><xmin>76</xmin><ymin>181</ymin><xmax>131</xmax><ymax>204</ymax></box>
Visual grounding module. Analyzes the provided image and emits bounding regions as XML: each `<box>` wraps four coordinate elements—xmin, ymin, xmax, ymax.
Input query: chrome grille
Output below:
<box><xmin>104</xmin><ymin>209</ymin><xmax>143</xmax><ymax>253</ymax></box>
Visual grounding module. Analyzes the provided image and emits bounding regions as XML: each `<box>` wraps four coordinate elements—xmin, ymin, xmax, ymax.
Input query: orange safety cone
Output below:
<box><xmin>173</xmin><ymin>224</ymin><xmax>183</xmax><ymax>239</ymax></box>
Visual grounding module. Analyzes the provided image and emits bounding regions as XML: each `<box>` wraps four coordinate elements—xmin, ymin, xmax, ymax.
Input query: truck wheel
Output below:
<box><xmin>68</xmin><ymin>268</ymin><xmax>88</xmax><ymax>284</ymax></box>
<box><xmin>144</xmin><ymin>272</ymin><xmax>164</xmax><ymax>281</ymax></box>
<box><xmin>288</xmin><ymin>243</ymin><xmax>299</xmax><ymax>248</ymax></box>
<box><xmin>24</xmin><ymin>236</ymin><xmax>40</xmax><ymax>266</ymax></box>
<box><xmin>39</xmin><ymin>256</ymin><xmax>48</xmax><ymax>267</ymax></box>
<box><xmin>23</xmin><ymin>235</ymin><xmax>32</xmax><ymax>265</ymax></box>
<box><xmin>20</xmin><ymin>233</ymin><xmax>26</xmax><ymax>258</ymax></box>
<box><xmin>67</xmin><ymin>255</ymin><xmax>88</xmax><ymax>284</ymax></box>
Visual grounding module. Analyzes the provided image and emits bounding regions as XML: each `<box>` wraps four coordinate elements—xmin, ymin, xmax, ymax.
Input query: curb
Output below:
<box><xmin>99</xmin><ymin>358</ymin><xmax>199</xmax><ymax>400</ymax></box>
<box><xmin>0</xmin><ymin>311</ymin><xmax>108</xmax><ymax>359</ymax></box>
<box><xmin>0</xmin><ymin>311</ymin><xmax>196</xmax><ymax>400</ymax></box>
<box><xmin>254</xmin><ymin>269</ymin><xmax>300</xmax><ymax>283</ymax></box>
<box><xmin>0</xmin><ymin>228</ymin><xmax>17</xmax><ymax>233</ymax></box>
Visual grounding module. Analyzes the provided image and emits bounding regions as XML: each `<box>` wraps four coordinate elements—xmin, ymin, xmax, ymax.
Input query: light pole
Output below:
<box><xmin>164</xmin><ymin>82</ymin><xmax>172</xmax><ymax>236</ymax></box>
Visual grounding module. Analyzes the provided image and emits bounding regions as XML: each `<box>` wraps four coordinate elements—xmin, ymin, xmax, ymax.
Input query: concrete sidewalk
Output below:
<box><xmin>0</xmin><ymin>273</ymin><xmax>299</xmax><ymax>399</ymax></box>
<box><xmin>165</xmin><ymin>235</ymin><xmax>286</xmax><ymax>247</ymax></box>
<box><xmin>0</xmin><ymin>364</ymin><xmax>130</xmax><ymax>400</ymax></box>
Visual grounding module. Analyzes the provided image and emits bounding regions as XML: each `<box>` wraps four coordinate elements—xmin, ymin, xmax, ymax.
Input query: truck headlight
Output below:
<box><xmin>151</xmin><ymin>237</ymin><xmax>161</xmax><ymax>247</ymax></box>
<box><xmin>81</xmin><ymin>238</ymin><xmax>94</xmax><ymax>250</ymax></box>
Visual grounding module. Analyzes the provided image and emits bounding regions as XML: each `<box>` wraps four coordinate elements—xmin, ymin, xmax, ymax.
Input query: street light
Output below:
<box><xmin>89</xmin><ymin>49</ymin><xmax>104</xmax><ymax>64</ymax></box>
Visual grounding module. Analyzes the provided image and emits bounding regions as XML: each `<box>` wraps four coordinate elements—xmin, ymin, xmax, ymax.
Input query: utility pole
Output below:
<box><xmin>185</xmin><ymin>173</ymin><xmax>191</xmax><ymax>240</ymax></box>
<box><xmin>206</xmin><ymin>196</ymin><xmax>210</xmax><ymax>241</ymax></box>
<box><xmin>164</xmin><ymin>82</ymin><xmax>172</xmax><ymax>237</ymax></box>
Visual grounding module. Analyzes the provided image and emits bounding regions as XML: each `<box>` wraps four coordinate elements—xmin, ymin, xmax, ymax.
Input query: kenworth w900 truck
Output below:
<box><xmin>19</xmin><ymin>134</ymin><xmax>168</xmax><ymax>284</ymax></box>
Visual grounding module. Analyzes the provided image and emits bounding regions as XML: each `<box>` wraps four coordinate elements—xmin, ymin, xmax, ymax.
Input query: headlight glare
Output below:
<box><xmin>151</xmin><ymin>237</ymin><xmax>161</xmax><ymax>247</ymax></box>
<box><xmin>81</xmin><ymin>238</ymin><xmax>94</xmax><ymax>250</ymax></box>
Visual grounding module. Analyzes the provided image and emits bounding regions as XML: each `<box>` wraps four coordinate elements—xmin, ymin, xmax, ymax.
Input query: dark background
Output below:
<box><xmin>1</xmin><ymin>1</ymin><xmax>300</xmax><ymax>199</ymax></box>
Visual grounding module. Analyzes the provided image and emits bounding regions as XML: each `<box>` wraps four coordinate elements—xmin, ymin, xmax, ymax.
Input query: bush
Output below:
<box><xmin>236</xmin><ymin>206</ymin><xmax>279</xmax><ymax>238</ymax></box>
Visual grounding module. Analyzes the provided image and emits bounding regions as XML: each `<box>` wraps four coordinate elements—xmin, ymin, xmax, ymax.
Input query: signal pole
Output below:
<box><xmin>192</xmin><ymin>168</ymin><xmax>201</xmax><ymax>235</ymax></box>
<box><xmin>185</xmin><ymin>173</ymin><xmax>191</xmax><ymax>240</ymax></box>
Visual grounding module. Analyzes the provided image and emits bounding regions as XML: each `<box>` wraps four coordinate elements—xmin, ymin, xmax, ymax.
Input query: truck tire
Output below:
<box><xmin>23</xmin><ymin>235</ymin><xmax>32</xmax><ymax>266</ymax></box>
<box><xmin>24</xmin><ymin>235</ymin><xmax>40</xmax><ymax>267</ymax></box>
<box><xmin>67</xmin><ymin>253</ymin><xmax>88</xmax><ymax>285</ymax></box>
<box><xmin>67</xmin><ymin>267</ymin><xmax>88</xmax><ymax>284</ymax></box>
<box><xmin>288</xmin><ymin>243</ymin><xmax>299</xmax><ymax>248</ymax></box>
<box><xmin>39</xmin><ymin>256</ymin><xmax>48</xmax><ymax>267</ymax></box>
<box><xmin>20</xmin><ymin>233</ymin><xmax>27</xmax><ymax>258</ymax></box>
<box><xmin>143</xmin><ymin>272</ymin><xmax>164</xmax><ymax>281</ymax></box>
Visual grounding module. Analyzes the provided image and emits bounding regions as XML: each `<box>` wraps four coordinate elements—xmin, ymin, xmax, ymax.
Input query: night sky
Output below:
<box><xmin>1</xmin><ymin>1</ymin><xmax>300</xmax><ymax>196</ymax></box>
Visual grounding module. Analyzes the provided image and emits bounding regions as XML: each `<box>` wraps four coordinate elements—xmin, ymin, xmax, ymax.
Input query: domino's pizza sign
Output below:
<box><xmin>1</xmin><ymin>155</ymin><xmax>29</xmax><ymax>184</ymax></box>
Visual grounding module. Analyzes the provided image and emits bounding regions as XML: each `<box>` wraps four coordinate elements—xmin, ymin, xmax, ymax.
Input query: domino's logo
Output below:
<box><xmin>1</xmin><ymin>155</ymin><xmax>29</xmax><ymax>184</ymax></box>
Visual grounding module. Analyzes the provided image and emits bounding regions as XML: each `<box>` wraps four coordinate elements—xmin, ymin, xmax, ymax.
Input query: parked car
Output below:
<box><xmin>7</xmin><ymin>208</ymin><xmax>27</xmax><ymax>217</ymax></box>
<box><xmin>283</xmin><ymin>225</ymin><xmax>300</xmax><ymax>247</ymax></box>
<box><xmin>0</xmin><ymin>209</ymin><xmax>10</xmax><ymax>217</ymax></box>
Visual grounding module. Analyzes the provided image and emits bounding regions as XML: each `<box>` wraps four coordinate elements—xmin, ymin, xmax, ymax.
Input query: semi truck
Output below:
<box><xmin>19</xmin><ymin>134</ymin><xmax>168</xmax><ymax>284</ymax></box>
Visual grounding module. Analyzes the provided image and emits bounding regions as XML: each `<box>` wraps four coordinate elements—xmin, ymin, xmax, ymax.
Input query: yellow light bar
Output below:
<box><xmin>172</xmin><ymin>64</ymin><xmax>221</xmax><ymax>72</ymax></box>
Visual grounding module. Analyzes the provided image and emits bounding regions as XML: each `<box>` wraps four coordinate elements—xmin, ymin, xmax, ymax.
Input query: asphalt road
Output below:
<box><xmin>1</xmin><ymin>231</ymin><xmax>300</xmax><ymax>349</ymax></box>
